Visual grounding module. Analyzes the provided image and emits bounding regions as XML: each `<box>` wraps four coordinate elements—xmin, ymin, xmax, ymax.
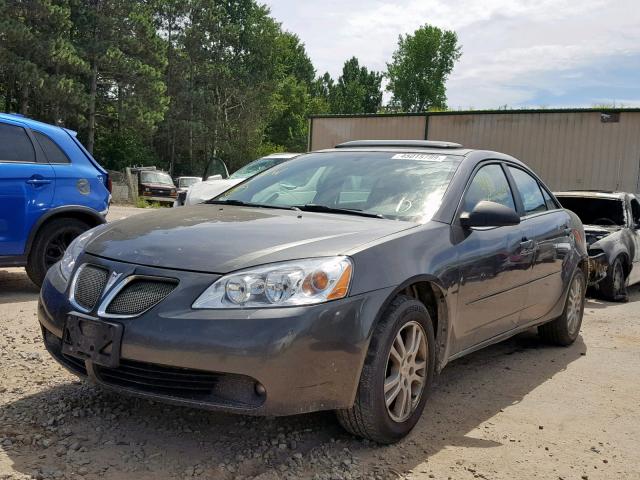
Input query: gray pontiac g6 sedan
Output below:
<box><xmin>38</xmin><ymin>140</ymin><xmax>588</xmax><ymax>443</ymax></box>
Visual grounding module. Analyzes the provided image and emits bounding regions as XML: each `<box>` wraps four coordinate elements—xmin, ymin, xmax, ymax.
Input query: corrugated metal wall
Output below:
<box><xmin>428</xmin><ymin>112</ymin><xmax>640</xmax><ymax>192</ymax></box>
<box><xmin>310</xmin><ymin>111</ymin><xmax>640</xmax><ymax>192</ymax></box>
<box><xmin>310</xmin><ymin>115</ymin><xmax>426</xmax><ymax>151</ymax></box>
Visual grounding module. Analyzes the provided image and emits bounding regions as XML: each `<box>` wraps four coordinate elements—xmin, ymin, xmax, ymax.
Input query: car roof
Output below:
<box><xmin>554</xmin><ymin>190</ymin><xmax>627</xmax><ymax>200</ymax></box>
<box><xmin>312</xmin><ymin>140</ymin><xmax>529</xmax><ymax>166</ymax></box>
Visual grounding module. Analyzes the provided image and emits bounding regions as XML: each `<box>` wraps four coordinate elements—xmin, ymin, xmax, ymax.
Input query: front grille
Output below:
<box><xmin>95</xmin><ymin>359</ymin><xmax>264</xmax><ymax>407</ymax></box>
<box><xmin>105</xmin><ymin>279</ymin><xmax>177</xmax><ymax>316</ymax></box>
<box><xmin>74</xmin><ymin>265</ymin><xmax>109</xmax><ymax>311</ymax></box>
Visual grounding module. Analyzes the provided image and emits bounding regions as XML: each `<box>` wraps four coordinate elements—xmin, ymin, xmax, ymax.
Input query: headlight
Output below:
<box><xmin>59</xmin><ymin>224</ymin><xmax>108</xmax><ymax>281</ymax></box>
<box><xmin>193</xmin><ymin>257</ymin><xmax>353</xmax><ymax>309</ymax></box>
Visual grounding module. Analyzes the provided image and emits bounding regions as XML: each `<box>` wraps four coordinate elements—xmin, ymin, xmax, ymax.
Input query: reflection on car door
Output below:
<box><xmin>0</xmin><ymin>121</ymin><xmax>55</xmax><ymax>256</ymax></box>
<box><xmin>455</xmin><ymin>163</ymin><xmax>534</xmax><ymax>353</ymax></box>
<box><xmin>506</xmin><ymin>166</ymin><xmax>571</xmax><ymax>322</ymax></box>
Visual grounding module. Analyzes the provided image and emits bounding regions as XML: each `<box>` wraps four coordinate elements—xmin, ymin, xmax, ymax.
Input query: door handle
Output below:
<box><xmin>26</xmin><ymin>177</ymin><xmax>52</xmax><ymax>186</ymax></box>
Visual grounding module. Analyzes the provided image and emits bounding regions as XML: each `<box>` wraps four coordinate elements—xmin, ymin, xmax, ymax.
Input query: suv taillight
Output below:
<box><xmin>107</xmin><ymin>177</ymin><xmax>112</xmax><ymax>193</ymax></box>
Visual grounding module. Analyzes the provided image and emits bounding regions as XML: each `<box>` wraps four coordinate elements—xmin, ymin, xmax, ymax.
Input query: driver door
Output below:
<box><xmin>455</xmin><ymin>163</ymin><xmax>533</xmax><ymax>353</ymax></box>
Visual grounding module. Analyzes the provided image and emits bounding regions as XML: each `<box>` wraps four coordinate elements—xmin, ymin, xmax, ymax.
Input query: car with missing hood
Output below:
<box><xmin>555</xmin><ymin>191</ymin><xmax>640</xmax><ymax>301</ymax></box>
<box><xmin>179</xmin><ymin>152</ymin><xmax>299</xmax><ymax>206</ymax></box>
<box><xmin>39</xmin><ymin>140</ymin><xmax>588</xmax><ymax>443</ymax></box>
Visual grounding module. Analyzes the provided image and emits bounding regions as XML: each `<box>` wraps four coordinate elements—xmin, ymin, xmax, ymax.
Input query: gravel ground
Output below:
<box><xmin>1</xmin><ymin>205</ymin><xmax>639</xmax><ymax>480</ymax></box>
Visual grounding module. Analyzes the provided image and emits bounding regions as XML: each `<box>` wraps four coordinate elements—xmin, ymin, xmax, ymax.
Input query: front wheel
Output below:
<box><xmin>538</xmin><ymin>268</ymin><xmax>586</xmax><ymax>346</ymax></box>
<box><xmin>26</xmin><ymin>218</ymin><xmax>90</xmax><ymax>287</ymax></box>
<box><xmin>336</xmin><ymin>295</ymin><xmax>436</xmax><ymax>444</ymax></box>
<box><xmin>599</xmin><ymin>256</ymin><xmax>628</xmax><ymax>302</ymax></box>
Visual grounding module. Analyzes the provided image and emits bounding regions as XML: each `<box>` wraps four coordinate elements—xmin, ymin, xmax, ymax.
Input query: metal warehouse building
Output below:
<box><xmin>309</xmin><ymin>109</ymin><xmax>640</xmax><ymax>193</ymax></box>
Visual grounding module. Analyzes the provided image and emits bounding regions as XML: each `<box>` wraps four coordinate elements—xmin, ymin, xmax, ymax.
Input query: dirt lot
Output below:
<box><xmin>1</xmin><ymin>206</ymin><xmax>639</xmax><ymax>480</ymax></box>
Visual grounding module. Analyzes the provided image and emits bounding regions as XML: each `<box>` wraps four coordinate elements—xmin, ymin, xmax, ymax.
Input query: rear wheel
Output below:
<box><xmin>336</xmin><ymin>295</ymin><xmax>436</xmax><ymax>444</ymax></box>
<box><xmin>26</xmin><ymin>218</ymin><xmax>90</xmax><ymax>287</ymax></box>
<box><xmin>538</xmin><ymin>268</ymin><xmax>586</xmax><ymax>346</ymax></box>
<box><xmin>599</xmin><ymin>256</ymin><xmax>628</xmax><ymax>302</ymax></box>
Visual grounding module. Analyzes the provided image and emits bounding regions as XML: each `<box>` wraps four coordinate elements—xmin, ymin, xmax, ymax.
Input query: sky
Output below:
<box><xmin>265</xmin><ymin>0</ymin><xmax>640</xmax><ymax>109</ymax></box>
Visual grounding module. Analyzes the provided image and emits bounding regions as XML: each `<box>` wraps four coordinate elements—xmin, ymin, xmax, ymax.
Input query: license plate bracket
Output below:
<box><xmin>62</xmin><ymin>315</ymin><xmax>123</xmax><ymax>368</ymax></box>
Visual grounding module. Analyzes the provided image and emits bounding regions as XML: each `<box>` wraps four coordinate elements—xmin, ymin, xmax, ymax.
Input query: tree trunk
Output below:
<box><xmin>87</xmin><ymin>60</ymin><xmax>98</xmax><ymax>154</ymax></box>
<box><xmin>19</xmin><ymin>84</ymin><xmax>29</xmax><ymax>115</ymax></box>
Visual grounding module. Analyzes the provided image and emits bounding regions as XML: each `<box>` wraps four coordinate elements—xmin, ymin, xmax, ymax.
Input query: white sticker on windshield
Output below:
<box><xmin>391</xmin><ymin>153</ymin><xmax>448</xmax><ymax>161</ymax></box>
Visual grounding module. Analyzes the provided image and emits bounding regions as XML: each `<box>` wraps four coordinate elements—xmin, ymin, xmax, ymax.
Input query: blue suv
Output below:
<box><xmin>0</xmin><ymin>113</ymin><xmax>110</xmax><ymax>286</ymax></box>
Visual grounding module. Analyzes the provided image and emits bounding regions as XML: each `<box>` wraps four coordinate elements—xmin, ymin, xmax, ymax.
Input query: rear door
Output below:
<box><xmin>0</xmin><ymin>120</ymin><xmax>55</xmax><ymax>256</ymax></box>
<box><xmin>628</xmin><ymin>195</ymin><xmax>640</xmax><ymax>285</ymax></box>
<box><xmin>506</xmin><ymin>166</ymin><xmax>571</xmax><ymax>322</ymax></box>
<box><xmin>455</xmin><ymin>163</ymin><xmax>532</xmax><ymax>352</ymax></box>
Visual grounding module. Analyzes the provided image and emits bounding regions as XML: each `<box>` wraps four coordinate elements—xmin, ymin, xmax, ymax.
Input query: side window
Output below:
<box><xmin>33</xmin><ymin>131</ymin><xmax>70</xmax><ymax>163</ymax></box>
<box><xmin>541</xmin><ymin>187</ymin><xmax>558</xmax><ymax>210</ymax></box>
<box><xmin>0</xmin><ymin>122</ymin><xmax>36</xmax><ymax>162</ymax></box>
<box><xmin>508</xmin><ymin>167</ymin><xmax>547</xmax><ymax>215</ymax></box>
<box><xmin>630</xmin><ymin>197</ymin><xmax>640</xmax><ymax>226</ymax></box>
<box><xmin>463</xmin><ymin>164</ymin><xmax>515</xmax><ymax>213</ymax></box>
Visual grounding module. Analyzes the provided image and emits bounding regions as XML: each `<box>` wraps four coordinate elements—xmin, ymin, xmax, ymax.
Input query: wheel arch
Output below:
<box><xmin>26</xmin><ymin>206</ymin><xmax>106</xmax><ymax>256</ymax></box>
<box><xmin>369</xmin><ymin>275</ymin><xmax>450</xmax><ymax>372</ymax></box>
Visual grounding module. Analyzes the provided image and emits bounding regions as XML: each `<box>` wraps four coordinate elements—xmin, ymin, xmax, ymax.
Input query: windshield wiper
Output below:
<box><xmin>294</xmin><ymin>204</ymin><xmax>385</xmax><ymax>219</ymax></box>
<box><xmin>206</xmin><ymin>199</ymin><xmax>299</xmax><ymax>211</ymax></box>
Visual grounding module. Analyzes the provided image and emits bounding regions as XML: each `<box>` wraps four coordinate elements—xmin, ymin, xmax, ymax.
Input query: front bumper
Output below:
<box><xmin>38</xmin><ymin>255</ymin><xmax>391</xmax><ymax>416</ymax></box>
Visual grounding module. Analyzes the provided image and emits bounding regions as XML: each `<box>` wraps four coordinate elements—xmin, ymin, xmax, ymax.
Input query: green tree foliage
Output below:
<box><xmin>386</xmin><ymin>24</ymin><xmax>461</xmax><ymax>112</ymax></box>
<box><xmin>328</xmin><ymin>57</ymin><xmax>383</xmax><ymax>114</ymax></box>
<box><xmin>1</xmin><ymin>3</ymin><xmax>460</xmax><ymax>176</ymax></box>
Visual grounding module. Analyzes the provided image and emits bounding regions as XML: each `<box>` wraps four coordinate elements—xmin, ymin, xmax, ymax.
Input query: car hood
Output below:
<box><xmin>185</xmin><ymin>179</ymin><xmax>243</xmax><ymax>205</ymax></box>
<box><xmin>86</xmin><ymin>205</ymin><xmax>417</xmax><ymax>273</ymax></box>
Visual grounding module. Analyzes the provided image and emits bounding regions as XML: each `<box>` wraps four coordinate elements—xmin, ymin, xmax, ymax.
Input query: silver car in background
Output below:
<box><xmin>181</xmin><ymin>153</ymin><xmax>300</xmax><ymax>206</ymax></box>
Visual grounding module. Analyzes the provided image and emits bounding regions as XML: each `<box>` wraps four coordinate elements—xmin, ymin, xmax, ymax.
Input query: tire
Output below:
<box><xmin>599</xmin><ymin>256</ymin><xmax>628</xmax><ymax>302</ymax></box>
<box><xmin>538</xmin><ymin>268</ymin><xmax>586</xmax><ymax>346</ymax></box>
<box><xmin>26</xmin><ymin>218</ymin><xmax>90</xmax><ymax>287</ymax></box>
<box><xmin>336</xmin><ymin>295</ymin><xmax>436</xmax><ymax>444</ymax></box>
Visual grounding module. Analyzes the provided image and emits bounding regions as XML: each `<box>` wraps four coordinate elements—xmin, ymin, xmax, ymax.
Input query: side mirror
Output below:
<box><xmin>207</xmin><ymin>174</ymin><xmax>223</xmax><ymax>181</ymax></box>
<box><xmin>460</xmin><ymin>200</ymin><xmax>521</xmax><ymax>228</ymax></box>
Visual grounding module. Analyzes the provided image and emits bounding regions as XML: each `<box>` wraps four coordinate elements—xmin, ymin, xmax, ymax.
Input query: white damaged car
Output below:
<box><xmin>178</xmin><ymin>153</ymin><xmax>300</xmax><ymax>206</ymax></box>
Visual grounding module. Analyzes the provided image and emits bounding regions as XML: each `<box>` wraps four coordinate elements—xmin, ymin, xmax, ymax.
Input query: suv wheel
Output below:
<box><xmin>336</xmin><ymin>295</ymin><xmax>435</xmax><ymax>444</ymax></box>
<box><xmin>538</xmin><ymin>268</ymin><xmax>586</xmax><ymax>346</ymax></box>
<box><xmin>26</xmin><ymin>218</ymin><xmax>90</xmax><ymax>287</ymax></box>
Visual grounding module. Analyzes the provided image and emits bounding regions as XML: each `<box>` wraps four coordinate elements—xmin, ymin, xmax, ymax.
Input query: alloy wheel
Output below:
<box><xmin>44</xmin><ymin>229</ymin><xmax>81</xmax><ymax>268</ymax></box>
<box><xmin>613</xmin><ymin>262</ymin><xmax>624</xmax><ymax>296</ymax></box>
<box><xmin>566</xmin><ymin>275</ymin><xmax>583</xmax><ymax>336</ymax></box>
<box><xmin>384</xmin><ymin>320</ymin><xmax>428</xmax><ymax>423</ymax></box>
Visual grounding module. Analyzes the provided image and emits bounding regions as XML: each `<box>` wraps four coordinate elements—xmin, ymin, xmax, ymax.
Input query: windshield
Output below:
<box><xmin>178</xmin><ymin>177</ymin><xmax>200</xmax><ymax>188</ymax></box>
<box><xmin>140</xmin><ymin>171</ymin><xmax>174</xmax><ymax>186</ymax></box>
<box><xmin>556</xmin><ymin>196</ymin><xmax>625</xmax><ymax>226</ymax></box>
<box><xmin>229</xmin><ymin>156</ymin><xmax>291</xmax><ymax>180</ymax></box>
<box><xmin>217</xmin><ymin>151</ymin><xmax>462</xmax><ymax>222</ymax></box>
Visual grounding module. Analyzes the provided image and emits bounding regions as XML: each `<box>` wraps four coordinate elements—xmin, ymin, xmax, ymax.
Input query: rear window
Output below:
<box><xmin>34</xmin><ymin>131</ymin><xmax>70</xmax><ymax>163</ymax></box>
<box><xmin>0</xmin><ymin>122</ymin><xmax>35</xmax><ymax>162</ymax></box>
<box><xmin>556</xmin><ymin>196</ymin><xmax>625</xmax><ymax>226</ymax></box>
